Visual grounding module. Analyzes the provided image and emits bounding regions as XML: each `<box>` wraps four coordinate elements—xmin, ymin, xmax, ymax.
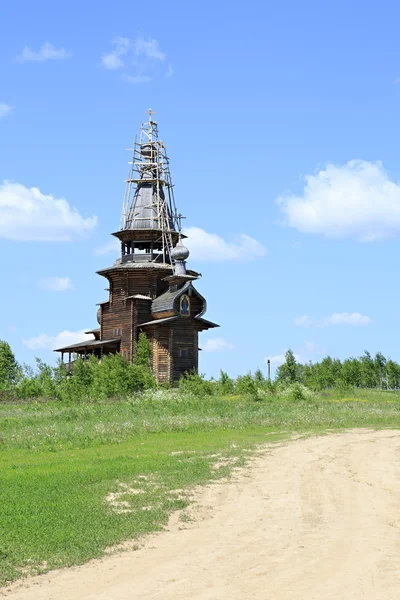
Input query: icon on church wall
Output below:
<box><xmin>180</xmin><ymin>294</ymin><xmax>190</xmax><ymax>316</ymax></box>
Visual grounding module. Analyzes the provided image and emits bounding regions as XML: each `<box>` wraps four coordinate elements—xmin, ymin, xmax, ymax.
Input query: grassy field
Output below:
<box><xmin>1</xmin><ymin>388</ymin><xmax>400</xmax><ymax>586</ymax></box>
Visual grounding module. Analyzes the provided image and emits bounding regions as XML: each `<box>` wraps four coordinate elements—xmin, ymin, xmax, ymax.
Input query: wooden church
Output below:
<box><xmin>55</xmin><ymin>111</ymin><xmax>218</xmax><ymax>383</ymax></box>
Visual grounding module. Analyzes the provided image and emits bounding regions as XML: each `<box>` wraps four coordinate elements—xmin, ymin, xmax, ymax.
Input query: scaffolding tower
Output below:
<box><xmin>120</xmin><ymin>109</ymin><xmax>182</xmax><ymax>264</ymax></box>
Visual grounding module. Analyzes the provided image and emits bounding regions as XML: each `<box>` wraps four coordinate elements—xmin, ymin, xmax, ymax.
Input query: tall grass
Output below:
<box><xmin>2</xmin><ymin>388</ymin><xmax>400</xmax><ymax>453</ymax></box>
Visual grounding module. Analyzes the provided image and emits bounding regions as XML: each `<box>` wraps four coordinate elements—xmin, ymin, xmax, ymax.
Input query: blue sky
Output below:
<box><xmin>2</xmin><ymin>0</ymin><xmax>400</xmax><ymax>377</ymax></box>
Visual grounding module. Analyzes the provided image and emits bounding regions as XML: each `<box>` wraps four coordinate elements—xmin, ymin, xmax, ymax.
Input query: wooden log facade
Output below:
<box><xmin>55</xmin><ymin>113</ymin><xmax>218</xmax><ymax>383</ymax></box>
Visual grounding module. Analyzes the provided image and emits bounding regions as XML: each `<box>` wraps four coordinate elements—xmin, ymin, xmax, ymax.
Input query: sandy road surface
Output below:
<box><xmin>4</xmin><ymin>429</ymin><xmax>400</xmax><ymax>600</ymax></box>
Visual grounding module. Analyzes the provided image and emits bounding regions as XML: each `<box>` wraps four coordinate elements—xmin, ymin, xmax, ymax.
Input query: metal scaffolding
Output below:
<box><xmin>120</xmin><ymin>109</ymin><xmax>181</xmax><ymax>263</ymax></box>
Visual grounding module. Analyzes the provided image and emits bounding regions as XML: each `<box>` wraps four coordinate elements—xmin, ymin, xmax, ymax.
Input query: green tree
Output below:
<box><xmin>386</xmin><ymin>360</ymin><xmax>400</xmax><ymax>390</ymax></box>
<box><xmin>135</xmin><ymin>332</ymin><xmax>152</xmax><ymax>368</ymax></box>
<box><xmin>374</xmin><ymin>352</ymin><xmax>387</xmax><ymax>389</ymax></box>
<box><xmin>235</xmin><ymin>373</ymin><xmax>257</xmax><ymax>396</ymax></box>
<box><xmin>360</xmin><ymin>351</ymin><xmax>376</xmax><ymax>388</ymax></box>
<box><xmin>340</xmin><ymin>357</ymin><xmax>362</xmax><ymax>388</ymax></box>
<box><xmin>276</xmin><ymin>350</ymin><xmax>298</xmax><ymax>384</ymax></box>
<box><xmin>303</xmin><ymin>361</ymin><xmax>317</xmax><ymax>390</ymax></box>
<box><xmin>0</xmin><ymin>340</ymin><xmax>18</xmax><ymax>388</ymax></box>
<box><xmin>217</xmin><ymin>370</ymin><xmax>235</xmax><ymax>395</ymax></box>
<box><xmin>254</xmin><ymin>368</ymin><xmax>265</xmax><ymax>385</ymax></box>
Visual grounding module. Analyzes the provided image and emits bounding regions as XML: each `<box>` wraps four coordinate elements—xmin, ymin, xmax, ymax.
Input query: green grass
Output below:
<box><xmin>1</xmin><ymin>388</ymin><xmax>400</xmax><ymax>586</ymax></box>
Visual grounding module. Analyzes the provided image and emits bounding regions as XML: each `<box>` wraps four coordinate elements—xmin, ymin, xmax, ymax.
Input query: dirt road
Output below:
<box><xmin>4</xmin><ymin>429</ymin><xmax>400</xmax><ymax>599</ymax></box>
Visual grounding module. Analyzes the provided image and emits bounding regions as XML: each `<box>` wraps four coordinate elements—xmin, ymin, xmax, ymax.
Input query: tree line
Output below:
<box><xmin>0</xmin><ymin>334</ymin><xmax>155</xmax><ymax>401</ymax></box>
<box><xmin>276</xmin><ymin>349</ymin><xmax>400</xmax><ymax>390</ymax></box>
<box><xmin>1</xmin><ymin>336</ymin><xmax>400</xmax><ymax>401</ymax></box>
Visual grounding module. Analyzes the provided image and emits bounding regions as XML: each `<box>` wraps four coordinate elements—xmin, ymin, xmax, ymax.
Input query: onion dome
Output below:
<box><xmin>171</xmin><ymin>240</ymin><xmax>190</xmax><ymax>261</ymax></box>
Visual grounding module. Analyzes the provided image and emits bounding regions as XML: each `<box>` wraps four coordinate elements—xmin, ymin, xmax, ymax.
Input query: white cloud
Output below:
<box><xmin>277</xmin><ymin>160</ymin><xmax>400</xmax><ymax>241</ymax></box>
<box><xmin>101</xmin><ymin>36</ymin><xmax>130</xmax><ymax>70</ymax></box>
<box><xmin>267</xmin><ymin>353</ymin><xmax>301</xmax><ymax>366</ymax></box>
<box><xmin>23</xmin><ymin>329</ymin><xmax>93</xmax><ymax>351</ymax></box>
<box><xmin>183</xmin><ymin>226</ymin><xmax>266</xmax><ymax>262</ymax></box>
<box><xmin>294</xmin><ymin>315</ymin><xmax>312</xmax><ymax>327</ymax></box>
<box><xmin>96</xmin><ymin>228</ymin><xmax>266</xmax><ymax>263</ymax></box>
<box><xmin>0</xmin><ymin>181</ymin><xmax>97</xmax><ymax>241</ymax></box>
<box><xmin>295</xmin><ymin>312</ymin><xmax>371</xmax><ymax>327</ymax></box>
<box><xmin>0</xmin><ymin>103</ymin><xmax>13</xmax><ymax>118</ymax></box>
<box><xmin>202</xmin><ymin>338</ymin><xmax>235</xmax><ymax>352</ymax></box>
<box><xmin>101</xmin><ymin>36</ymin><xmax>168</xmax><ymax>83</ymax></box>
<box><xmin>102</xmin><ymin>53</ymin><xmax>124</xmax><ymax>70</ymax></box>
<box><xmin>134</xmin><ymin>37</ymin><xmax>165</xmax><ymax>61</ymax></box>
<box><xmin>327</xmin><ymin>312</ymin><xmax>371</xmax><ymax>326</ymax></box>
<box><xmin>38</xmin><ymin>277</ymin><xmax>73</xmax><ymax>291</ymax></box>
<box><xmin>121</xmin><ymin>73</ymin><xmax>152</xmax><ymax>84</ymax></box>
<box><xmin>266</xmin><ymin>341</ymin><xmax>325</xmax><ymax>369</ymax></box>
<box><xmin>94</xmin><ymin>238</ymin><xmax>119</xmax><ymax>256</ymax></box>
<box><xmin>165</xmin><ymin>64</ymin><xmax>174</xmax><ymax>78</ymax></box>
<box><xmin>15</xmin><ymin>42</ymin><xmax>72</xmax><ymax>63</ymax></box>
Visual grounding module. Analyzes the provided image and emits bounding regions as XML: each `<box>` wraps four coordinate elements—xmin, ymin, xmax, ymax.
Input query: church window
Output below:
<box><xmin>180</xmin><ymin>347</ymin><xmax>189</xmax><ymax>358</ymax></box>
<box><xmin>113</xmin><ymin>327</ymin><xmax>122</xmax><ymax>337</ymax></box>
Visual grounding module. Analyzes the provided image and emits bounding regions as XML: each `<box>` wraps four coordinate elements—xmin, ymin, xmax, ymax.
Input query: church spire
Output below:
<box><xmin>116</xmin><ymin>109</ymin><xmax>182</xmax><ymax>264</ymax></box>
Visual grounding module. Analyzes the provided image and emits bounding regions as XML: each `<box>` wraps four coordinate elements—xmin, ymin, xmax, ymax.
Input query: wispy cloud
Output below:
<box><xmin>134</xmin><ymin>37</ymin><xmax>165</xmax><ymax>61</ymax></box>
<box><xmin>265</xmin><ymin>340</ymin><xmax>325</xmax><ymax>368</ymax></box>
<box><xmin>101</xmin><ymin>37</ymin><xmax>130</xmax><ymax>70</ymax></box>
<box><xmin>38</xmin><ymin>277</ymin><xmax>73</xmax><ymax>292</ymax></box>
<box><xmin>183</xmin><ymin>226</ymin><xmax>266</xmax><ymax>262</ymax></box>
<box><xmin>101</xmin><ymin>35</ymin><xmax>169</xmax><ymax>84</ymax></box>
<box><xmin>267</xmin><ymin>353</ymin><xmax>301</xmax><ymax>366</ymax></box>
<box><xmin>0</xmin><ymin>181</ymin><xmax>97</xmax><ymax>241</ymax></box>
<box><xmin>121</xmin><ymin>73</ymin><xmax>152</xmax><ymax>84</ymax></box>
<box><xmin>94</xmin><ymin>239</ymin><xmax>119</xmax><ymax>256</ymax></box>
<box><xmin>15</xmin><ymin>42</ymin><xmax>72</xmax><ymax>63</ymax></box>
<box><xmin>295</xmin><ymin>312</ymin><xmax>372</xmax><ymax>327</ymax></box>
<box><xmin>0</xmin><ymin>103</ymin><xmax>13</xmax><ymax>118</ymax></box>
<box><xmin>202</xmin><ymin>338</ymin><xmax>235</xmax><ymax>352</ymax></box>
<box><xmin>165</xmin><ymin>65</ymin><xmax>174</xmax><ymax>78</ymax></box>
<box><xmin>23</xmin><ymin>329</ymin><xmax>93</xmax><ymax>351</ymax></box>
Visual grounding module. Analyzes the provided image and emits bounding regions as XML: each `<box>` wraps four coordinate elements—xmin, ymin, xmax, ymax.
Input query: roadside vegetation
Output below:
<box><xmin>1</xmin><ymin>339</ymin><xmax>400</xmax><ymax>586</ymax></box>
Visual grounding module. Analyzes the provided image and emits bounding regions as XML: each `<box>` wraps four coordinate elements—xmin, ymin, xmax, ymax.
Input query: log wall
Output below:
<box><xmin>99</xmin><ymin>267</ymin><xmax>206</xmax><ymax>383</ymax></box>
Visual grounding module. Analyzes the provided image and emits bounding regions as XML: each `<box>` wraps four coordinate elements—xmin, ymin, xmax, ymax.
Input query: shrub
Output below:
<box><xmin>278</xmin><ymin>382</ymin><xmax>317</xmax><ymax>401</ymax></box>
<box><xmin>217</xmin><ymin>370</ymin><xmax>235</xmax><ymax>395</ymax></box>
<box><xmin>235</xmin><ymin>374</ymin><xmax>257</xmax><ymax>397</ymax></box>
<box><xmin>179</xmin><ymin>371</ymin><xmax>215</xmax><ymax>397</ymax></box>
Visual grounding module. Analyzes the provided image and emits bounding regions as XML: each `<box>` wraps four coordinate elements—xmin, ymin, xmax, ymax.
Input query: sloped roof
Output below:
<box><xmin>195</xmin><ymin>317</ymin><xmax>219</xmax><ymax>329</ymax></box>
<box><xmin>138</xmin><ymin>315</ymin><xmax>219</xmax><ymax>329</ymax></box>
<box><xmin>126</xmin><ymin>294</ymin><xmax>152</xmax><ymax>301</ymax></box>
<box><xmin>54</xmin><ymin>338</ymin><xmax>121</xmax><ymax>352</ymax></box>
<box><xmin>125</xmin><ymin>178</ymin><xmax>176</xmax><ymax>231</ymax></box>
<box><xmin>97</xmin><ymin>261</ymin><xmax>173</xmax><ymax>276</ymax></box>
<box><xmin>97</xmin><ymin>260</ymin><xmax>199</xmax><ymax>278</ymax></box>
<box><xmin>151</xmin><ymin>282</ymin><xmax>191</xmax><ymax>314</ymax></box>
<box><xmin>138</xmin><ymin>315</ymin><xmax>219</xmax><ymax>330</ymax></box>
<box><xmin>139</xmin><ymin>316</ymin><xmax>179</xmax><ymax>327</ymax></box>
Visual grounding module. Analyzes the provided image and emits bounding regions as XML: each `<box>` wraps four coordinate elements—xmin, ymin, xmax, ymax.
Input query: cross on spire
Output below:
<box><xmin>147</xmin><ymin>108</ymin><xmax>156</xmax><ymax>122</ymax></box>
